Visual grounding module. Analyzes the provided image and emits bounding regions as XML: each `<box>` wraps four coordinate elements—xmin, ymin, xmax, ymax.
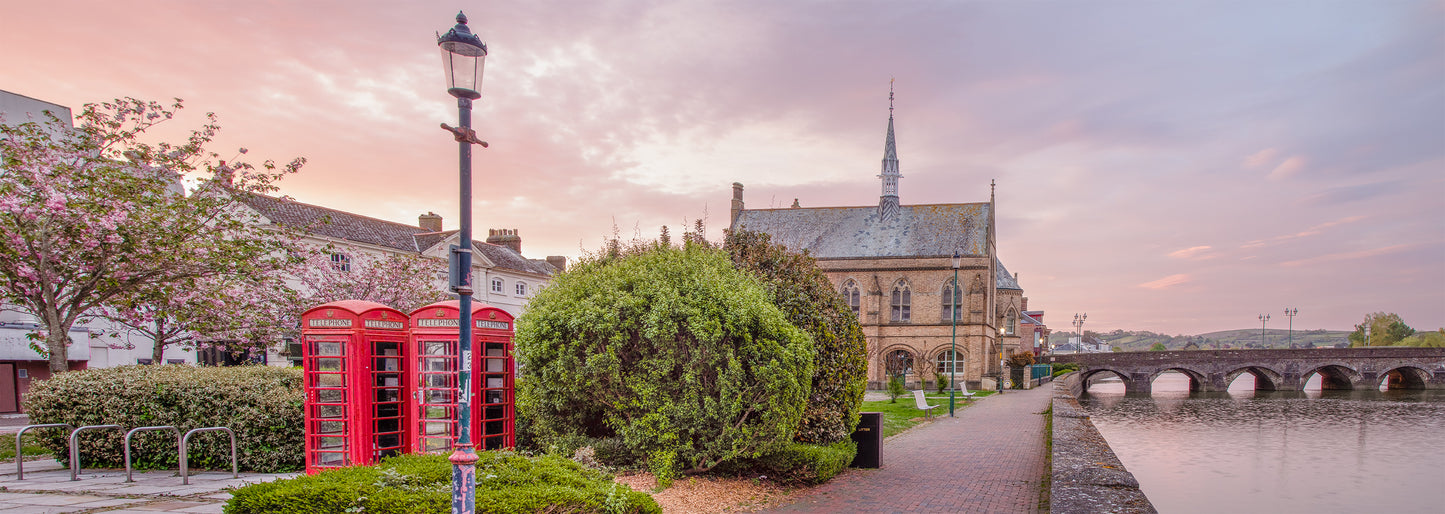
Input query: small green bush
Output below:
<box><xmin>225</xmin><ymin>453</ymin><xmax>660</xmax><ymax>514</ymax></box>
<box><xmin>717</xmin><ymin>440</ymin><xmax>856</xmax><ymax>485</ymax></box>
<box><xmin>886</xmin><ymin>375</ymin><xmax>906</xmax><ymax>403</ymax></box>
<box><xmin>934</xmin><ymin>372</ymin><xmax>949</xmax><ymax>394</ymax></box>
<box><xmin>26</xmin><ymin>364</ymin><xmax>303</xmax><ymax>472</ymax></box>
<box><xmin>1051</xmin><ymin>363</ymin><xmax>1079</xmax><ymax>378</ymax></box>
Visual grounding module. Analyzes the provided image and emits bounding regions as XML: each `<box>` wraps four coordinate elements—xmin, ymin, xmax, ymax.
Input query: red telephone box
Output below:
<box><xmin>408</xmin><ymin>300</ymin><xmax>516</xmax><ymax>454</ymax></box>
<box><xmin>300</xmin><ymin>300</ymin><xmax>410</xmax><ymax>474</ymax></box>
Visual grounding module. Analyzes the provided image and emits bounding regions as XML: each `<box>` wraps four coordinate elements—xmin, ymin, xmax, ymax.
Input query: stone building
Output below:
<box><xmin>730</xmin><ymin>92</ymin><xmax>1032</xmax><ymax>389</ymax></box>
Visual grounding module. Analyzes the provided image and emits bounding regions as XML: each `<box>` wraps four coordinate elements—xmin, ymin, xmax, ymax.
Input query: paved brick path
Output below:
<box><xmin>769</xmin><ymin>386</ymin><xmax>1052</xmax><ymax>513</ymax></box>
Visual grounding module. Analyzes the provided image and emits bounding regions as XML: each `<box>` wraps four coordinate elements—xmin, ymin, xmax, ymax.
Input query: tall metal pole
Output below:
<box><xmin>1259</xmin><ymin>314</ymin><xmax>1270</xmax><ymax>348</ymax></box>
<box><xmin>450</xmin><ymin>96</ymin><xmax>477</xmax><ymax>514</ymax></box>
<box><xmin>1284</xmin><ymin>308</ymin><xmax>1298</xmax><ymax>348</ymax></box>
<box><xmin>949</xmin><ymin>264</ymin><xmax>958</xmax><ymax>416</ymax></box>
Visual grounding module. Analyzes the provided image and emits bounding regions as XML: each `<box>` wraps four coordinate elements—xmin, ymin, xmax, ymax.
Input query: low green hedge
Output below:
<box><xmin>1051</xmin><ymin>363</ymin><xmax>1080</xmax><ymax>378</ymax></box>
<box><xmin>225</xmin><ymin>453</ymin><xmax>661</xmax><ymax>514</ymax></box>
<box><xmin>26</xmin><ymin>364</ymin><xmax>304</xmax><ymax>472</ymax></box>
<box><xmin>718</xmin><ymin>440</ymin><xmax>856</xmax><ymax>485</ymax></box>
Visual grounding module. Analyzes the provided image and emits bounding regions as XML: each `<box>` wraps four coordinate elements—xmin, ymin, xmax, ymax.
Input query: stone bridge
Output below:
<box><xmin>1045</xmin><ymin>347</ymin><xmax>1445</xmax><ymax>395</ymax></box>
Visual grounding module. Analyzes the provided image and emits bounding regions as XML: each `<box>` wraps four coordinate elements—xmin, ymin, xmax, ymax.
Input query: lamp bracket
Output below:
<box><xmin>441</xmin><ymin>123</ymin><xmax>489</xmax><ymax>147</ymax></box>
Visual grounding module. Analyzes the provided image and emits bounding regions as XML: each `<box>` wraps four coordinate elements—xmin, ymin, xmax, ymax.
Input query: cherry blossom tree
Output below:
<box><xmin>0</xmin><ymin>98</ymin><xmax>304</xmax><ymax>372</ymax></box>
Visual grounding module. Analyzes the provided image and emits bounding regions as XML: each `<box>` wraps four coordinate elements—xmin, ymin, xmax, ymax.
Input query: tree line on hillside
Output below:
<box><xmin>1095</xmin><ymin>312</ymin><xmax>1442</xmax><ymax>351</ymax></box>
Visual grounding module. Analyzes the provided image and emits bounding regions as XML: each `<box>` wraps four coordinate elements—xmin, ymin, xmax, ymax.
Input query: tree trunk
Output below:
<box><xmin>150</xmin><ymin>318</ymin><xmax>168</xmax><ymax>364</ymax></box>
<box><xmin>46</xmin><ymin>325</ymin><xmax>70</xmax><ymax>373</ymax></box>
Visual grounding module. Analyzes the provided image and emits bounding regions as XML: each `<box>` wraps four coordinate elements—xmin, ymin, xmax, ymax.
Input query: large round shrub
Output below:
<box><xmin>27</xmin><ymin>364</ymin><xmax>303</xmax><ymax>472</ymax></box>
<box><xmin>723</xmin><ymin>229</ymin><xmax>868</xmax><ymax>444</ymax></box>
<box><xmin>516</xmin><ymin>246</ymin><xmax>814</xmax><ymax>476</ymax></box>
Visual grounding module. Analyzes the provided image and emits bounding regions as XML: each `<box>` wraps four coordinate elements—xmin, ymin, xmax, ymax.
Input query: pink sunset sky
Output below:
<box><xmin>4</xmin><ymin>1</ymin><xmax>1442</xmax><ymax>335</ymax></box>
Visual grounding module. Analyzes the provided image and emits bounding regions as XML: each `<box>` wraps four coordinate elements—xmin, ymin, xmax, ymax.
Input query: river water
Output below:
<box><xmin>1077</xmin><ymin>373</ymin><xmax>1445</xmax><ymax>513</ymax></box>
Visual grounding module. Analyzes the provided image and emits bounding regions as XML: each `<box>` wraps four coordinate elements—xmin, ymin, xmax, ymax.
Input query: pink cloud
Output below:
<box><xmin>1138</xmin><ymin>274</ymin><xmax>1192</xmax><ymax>290</ymax></box>
<box><xmin>1281</xmin><ymin>244</ymin><xmax>1412</xmax><ymax>267</ymax></box>
<box><xmin>1269</xmin><ymin>156</ymin><xmax>1306</xmax><ymax>180</ymax></box>
<box><xmin>1168</xmin><ymin>245</ymin><xmax>1213</xmax><ymax>259</ymax></box>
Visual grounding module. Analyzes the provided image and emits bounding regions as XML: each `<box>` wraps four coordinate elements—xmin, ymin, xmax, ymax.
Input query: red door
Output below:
<box><xmin>0</xmin><ymin>363</ymin><xmax>17</xmax><ymax>413</ymax></box>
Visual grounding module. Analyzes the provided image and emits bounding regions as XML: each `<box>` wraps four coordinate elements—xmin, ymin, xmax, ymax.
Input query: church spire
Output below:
<box><xmin>878</xmin><ymin>79</ymin><xmax>901</xmax><ymax>221</ymax></box>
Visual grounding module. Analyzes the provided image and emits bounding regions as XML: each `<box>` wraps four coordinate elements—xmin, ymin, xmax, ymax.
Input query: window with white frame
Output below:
<box><xmin>491</xmin><ymin>277</ymin><xmax>504</xmax><ymax>293</ymax></box>
<box><xmin>935</xmin><ymin>349</ymin><xmax>962</xmax><ymax>374</ymax></box>
<box><xmin>1005</xmin><ymin>310</ymin><xmax>1017</xmax><ymax>335</ymax></box>
<box><xmin>515</xmin><ymin>282</ymin><xmax>527</xmax><ymax>296</ymax></box>
<box><xmin>330</xmin><ymin>252</ymin><xmax>351</xmax><ymax>272</ymax></box>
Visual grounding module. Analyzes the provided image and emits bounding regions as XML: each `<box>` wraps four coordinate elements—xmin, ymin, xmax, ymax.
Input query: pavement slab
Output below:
<box><xmin>0</xmin><ymin>459</ymin><xmax>297</xmax><ymax>513</ymax></box>
<box><xmin>767</xmin><ymin>386</ymin><xmax>1053</xmax><ymax>513</ymax></box>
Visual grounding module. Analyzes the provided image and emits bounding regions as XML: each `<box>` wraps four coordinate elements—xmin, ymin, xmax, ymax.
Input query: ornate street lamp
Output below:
<box><xmin>438</xmin><ymin>11</ymin><xmax>487</xmax><ymax>514</ymax></box>
<box><xmin>1284</xmin><ymin>308</ymin><xmax>1298</xmax><ymax>348</ymax></box>
<box><xmin>949</xmin><ymin>250</ymin><xmax>960</xmax><ymax>416</ymax></box>
<box><xmin>1259</xmin><ymin>314</ymin><xmax>1270</xmax><ymax>348</ymax></box>
<box><xmin>1073</xmin><ymin>313</ymin><xmax>1086</xmax><ymax>352</ymax></box>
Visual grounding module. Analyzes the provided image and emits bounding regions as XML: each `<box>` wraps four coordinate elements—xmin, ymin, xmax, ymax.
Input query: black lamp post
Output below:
<box><xmin>1284</xmin><ymin>308</ymin><xmax>1298</xmax><ymax>348</ymax></box>
<box><xmin>438</xmin><ymin>12</ymin><xmax>487</xmax><ymax>514</ymax></box>
<box><xmin>949</xmin><ymin>251</ymin><xmax>960</xmax><ymax>416</ymax></box>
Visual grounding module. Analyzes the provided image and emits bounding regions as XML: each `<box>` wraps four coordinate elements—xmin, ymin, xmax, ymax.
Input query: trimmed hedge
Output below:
<box><xmin>225</xmin><ymin>453</ymin><xmax>660</xmax><ymax>514</ymax></box>
<box><xmin>26</xmin><ymin>364</ymin><xmax>303</xmax><ymax>472</ymax></box>
<box><xmin>719</xmin><ymin>440</ymin><xmax>857</xmax><ymax>485</ymax></box>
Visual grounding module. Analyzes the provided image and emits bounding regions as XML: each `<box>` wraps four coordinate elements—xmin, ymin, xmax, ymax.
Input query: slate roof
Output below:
<box><xmin>734</xmin><ymin>203</ymin><xmax>991</xmax><ymax>258</ymax></box>
<box><xmin>1020</xmin><ymin>312</ymin><xmax>1042</xmax><ymax>325</ymax></box>
<box><xmin>236</xmin><ymin>193</ymin><xmax>557</xmax><ymax>277</ymax></box>
<box><xmin>996</xmin><ymin>259</ymin><xmax>1021</xmax><ymax>290</ymax></box>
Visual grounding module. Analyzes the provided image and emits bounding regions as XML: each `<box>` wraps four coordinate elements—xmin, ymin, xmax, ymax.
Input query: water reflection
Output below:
<box><xmin>1078</xmin><ymin>373</ymin><xmax>1445</xmax><ymax>513</ymax></box>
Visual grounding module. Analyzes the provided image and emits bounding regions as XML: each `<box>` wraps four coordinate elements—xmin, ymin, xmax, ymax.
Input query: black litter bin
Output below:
<box><xmin>850</xmin><ymin>411</ymin><xmax>883</xmax><ymax>468</ymax></box>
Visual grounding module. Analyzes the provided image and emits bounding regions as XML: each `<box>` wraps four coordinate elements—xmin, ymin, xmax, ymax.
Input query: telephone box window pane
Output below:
<box><xmin>376</xmin><ymin>433</ymin><xmax>401</xmax><ymax>448</ymax></box>
<box><xmin>425</xmin><ymin>421</ymin><xmax>450</xmax><ymax>435</ymax></box>
<box><xmin>425</xmin><ymin>406</ymin><xmax>450</xmax><ymax>419</ymax></box>
<box><xmin>316</xmin><ymin>405</ymin><xmax>345</xmax><ymax>418</ymax></box>
<box><xmin>486</xmin><ymin>377</ymin><xmax>504</xmax><ymax>389</ymax></box>
<box><xmin>374</xmin><ymin>357</ymin><xmax>400</xmax><ymax>372</ymax></box>
<box><xmin>373</xmin><ymin>341</ymin><xmax>399</xmax><ymax>356</ymax></box>
<box><xmin>485</xmin><ymin>390</ymin><xmax>503</xmax><ymax>404</ymax></box>
<box><xmin>423</xmin><ymin>341</ymin><xmax>450</xmax><ymax>356</ymax></box>
<box><xmin>376</xmin><ymin>418</ymin><xmax>400</xmax><ymax>433</ymax></box>
<box><xmin>315</xmin><ymin>374</ymin><xmax>342</xmax><ymax>388</ymax></box>
<box><xmin>317</xmin><ymin>389</ymin><xmax>344</xmax><ymax>404</ymax></box>
<box><xmin>425</xmin><ymin>438</ymin><xmax>451</xmax><ymax>452</ymax></box>
<box><xmin>375</xmin><ymin>403</ymin><xmax>401</xmax><ymax>418</ymax></box>
<box><xmin>314</xmin><ymin>342</ymin><xmax>343</xmax><ymax>356</ymax></box>
<box><xmin>317</xmin><ymin>452</ymin><xmax>345</xmax><ymax>466</ymax></box>
<box><xmin>428</xmin><ymin>390</ymin><xmax>454</xmax><ymax>403</ymax></box>
<box><xmin>485</xmin><ymin>358</ymin><xmax>503</xmax><ymax>372</ymax></box>
<box><xmin>375</xmin><ymin>389</ymin><xmax>400</xmax><ymax>403</ymax></box>
<box><xmin>426</xmin><ymin>374</ymin><xmax>452</xmax><ymax>388</ymax></box>
<box><xmin>374</xmin><ymin>374</ymin><xmax>400</xmax><ymax>387</ymax></box>
<box><xmin>318</xmin><ymin>436</ymin><xmax>345</xmax><ymax>449</ymax></box>
<box><xmin>424</xmin><ymin>358</ymin><xmax>451</xmax><ymax>372</ymax></box>
<box><xmin>318</xmin><ymin>421</ymin><xmax>345</xmax><ymax>434</ymax></box>
<box><xmin>317</xmin><ymin>358</ymin><xmax>342</xmax><ymax>372</ymax></box>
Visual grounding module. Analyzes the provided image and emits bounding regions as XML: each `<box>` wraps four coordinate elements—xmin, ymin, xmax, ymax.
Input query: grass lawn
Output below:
<box><xmin>861</xmin><ymin>390</ymin><xmax>995</xmax><ymax>438</ymax></box>
<box><xmin>1</xmin><ymin>432</ymin><xmax>53</xmax><ymax>461</ymax></box>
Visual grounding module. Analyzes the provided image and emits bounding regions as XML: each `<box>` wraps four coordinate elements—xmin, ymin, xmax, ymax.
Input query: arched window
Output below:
<box><xmin>330</xmin><ymin>252</ymin><xmax>351</xmax><ymax>272</ymax></box>
<box><xmin>885</xmin><ymin>349</ymin><xmax>914</xmax><ymax>377</ymax></box>
<box><xmin>942</xmin><ymin>278</ymin><xmax>962</xmax><ymax>322</ymax></box>
<box><xmin>1005</xmin><ymin>309</ymin><xmax>1017</xmax><ymax>335</ymax></box>
<box><xmin>841</xmin><ymin>280</ymin><xmax>861</xmax><ymax>316</ymax></box>
<box><xmin>890</xmin><ymin>280</ymin><xmax>911</xmax><ymax>322</ymax></box>
<box><xmin>935</xmin><ymin>349</ymin><xmax>962</xmax><ymax>375</ymax></box>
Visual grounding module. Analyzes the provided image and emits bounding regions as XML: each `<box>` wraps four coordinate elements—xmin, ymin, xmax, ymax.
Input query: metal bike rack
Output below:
<box><xmin>14</xmin><ymin>423</ymin><xmax>72</xmax><ymax>480</ymax></box>
<box><xmin>180</xmin><ymin>427</ymin><xmax>237</xmax><ymax>485</ymax></box>
<box><xmin>70</xmin><ymin>424</ymin><xmax>123</xmax><ymax>481</ymax></box>
<box><xmin>123</xmin><ymin>426</ymin><xmax>181</xmax><ymax>482</ymax></box>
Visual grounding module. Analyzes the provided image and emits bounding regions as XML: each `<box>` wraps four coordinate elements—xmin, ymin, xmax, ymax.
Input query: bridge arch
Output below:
<box><xmin>1301</xmin><ymin>363</ymin><xmax>1363</xmax><ymax>390</ymax></box>
<box><xmin>1079</xmin><ymin>368</ymin><xmax>1133</xmax><ymax>393</ymax></box>
<box><xmin>1376</xmin><ymin>365</ymin><xmax>1431</xmax><ymax>390</ymax></box>
<box><xmin>1148</xmin><ymin>367</ymin><xmax>1209</xmax><ymax>392</ymax></box>
<box><xmin>1224</xmin><ymin>366</ymin><xmax>1285</xmax><ymax>391</ymax></box>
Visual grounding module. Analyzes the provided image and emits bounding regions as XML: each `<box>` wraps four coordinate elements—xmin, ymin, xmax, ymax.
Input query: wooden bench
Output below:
<box><xmin>912</xmin><ymin>390</ymin><xmax>939</xmax><ymax>419</ymax></box>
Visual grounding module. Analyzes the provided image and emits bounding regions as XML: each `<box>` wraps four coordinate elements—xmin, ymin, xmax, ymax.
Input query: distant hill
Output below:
<box><xmin>1093</xmin><ymin>328</ymin><xmax>1350</xmax><ymax>351</ymax></box>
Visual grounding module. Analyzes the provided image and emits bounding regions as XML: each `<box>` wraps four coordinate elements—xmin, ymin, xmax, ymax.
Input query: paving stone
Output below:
<box><xmin>767</xmin><ymin>387</ymin><xmax>1053</xmax><ymax>513</ymax></box>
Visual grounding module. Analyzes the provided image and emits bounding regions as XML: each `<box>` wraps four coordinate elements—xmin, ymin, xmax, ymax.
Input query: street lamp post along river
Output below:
<box><xmin>438</xmin><ymin>11</ymin><xmax>487</xmax><ymax>514</ymax></box>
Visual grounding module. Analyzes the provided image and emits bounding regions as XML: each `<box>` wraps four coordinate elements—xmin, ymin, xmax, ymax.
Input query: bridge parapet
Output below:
<box><xmin>1047</xmin><ymin>348</ymin><xmax>1445</xmax><ymax>394</ymax></box>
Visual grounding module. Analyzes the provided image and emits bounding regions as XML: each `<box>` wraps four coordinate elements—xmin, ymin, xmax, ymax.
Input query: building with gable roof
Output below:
<box><xmin>729</xmin><ymin>89</ymin><xmax>1036</xmax><ymax>390</ymax></box>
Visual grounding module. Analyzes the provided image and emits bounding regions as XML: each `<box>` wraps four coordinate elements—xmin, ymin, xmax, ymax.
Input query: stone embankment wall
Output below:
<box><xmin>1050</xmin><ymin>373</ymin><xmax>1157</xmax><ymax>513</ymax></box>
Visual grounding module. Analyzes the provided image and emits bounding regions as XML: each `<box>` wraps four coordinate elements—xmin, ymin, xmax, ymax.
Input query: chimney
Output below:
<box><xmin>418</xmin><ymin>212</ymin><xmax>443</xmax><ymax>232</ymax></box>
<box><xmin>791</xmin><ymin>198</ymin><xmax>800</xmax><ymax>208</ymax></box>
<box><xmin>1021</xmin><ymin>297</ymin><xmax>1028</xmax><ymax>311</ymax></box>
<box><xmin>487</xmin><ymin>228</ymin><xmax>522</xmax><ymax>254</ymax></box>
<box><xmin>730</xmin><ymin>182</ymin><xmax>745</xmax><ymax>229</ymax></box>
<box><xmin>546</xmin><ymin>255</ymin><xmax>567</xmax><ymax>273</ymax></box>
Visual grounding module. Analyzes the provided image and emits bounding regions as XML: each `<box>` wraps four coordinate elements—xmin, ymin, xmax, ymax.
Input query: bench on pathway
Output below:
<box><xmin>912</xmin><ymin>390</ymin><xmax>939</xmax><ymax>419</ymax></box>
